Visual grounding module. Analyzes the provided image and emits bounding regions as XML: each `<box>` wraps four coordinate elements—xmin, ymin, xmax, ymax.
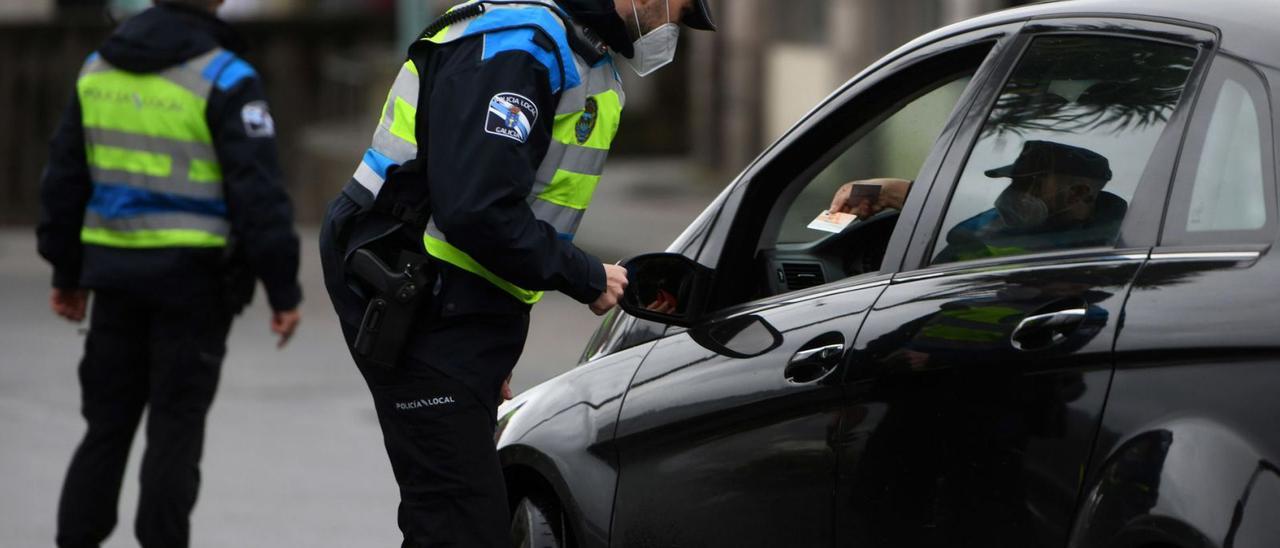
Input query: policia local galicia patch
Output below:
<box><xmin>241</xmin><ymin>100</ymin><xmax>275</xmax><ymax>138</ymax></box>
<box><xmin>486</xmin><ymin>92</ymin><xmax>538</xmax><ymax>143</ymax></box>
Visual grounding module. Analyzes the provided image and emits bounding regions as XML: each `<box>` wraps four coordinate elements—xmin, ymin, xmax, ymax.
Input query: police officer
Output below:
<box><xmin>319</xmin><ymin>0</ymin><xmax>714</xmax><ymax>545</ymax></box>
<box><xmin>37</xmin><ymin>1</ymin><xmax>302</xmax><ymax>546</ymax></box>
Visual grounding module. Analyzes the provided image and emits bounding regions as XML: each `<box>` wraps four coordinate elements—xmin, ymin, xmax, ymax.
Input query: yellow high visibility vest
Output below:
<box><xmin>76</xmin><ymin>49</ymin><xmax>253</xmax><ymax>249</ymax></box>
<box><xmin>349</xmin><ymin>0</ymin><xmax>625</xmax><ymax>304</ymax></box>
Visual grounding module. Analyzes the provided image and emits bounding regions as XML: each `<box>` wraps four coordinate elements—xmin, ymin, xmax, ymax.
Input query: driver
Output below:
<box><xmin>828</xmin><ymin>140</ymin><xmax>1125</xmax><ymax>262</ymax></box>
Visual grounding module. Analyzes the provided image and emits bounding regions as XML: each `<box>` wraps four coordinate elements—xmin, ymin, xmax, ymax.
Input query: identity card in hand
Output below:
<box><xmin>807</xmin><ymin>210</ymin><xmax>858</xmax><ymax>233</ymax></box>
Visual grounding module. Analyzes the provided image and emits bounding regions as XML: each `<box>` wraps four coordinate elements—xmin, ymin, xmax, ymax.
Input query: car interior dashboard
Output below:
<box><xmin>756</xmin><ymin>210</ymin><xmax>900</xmax><ymax>297</ymax></box>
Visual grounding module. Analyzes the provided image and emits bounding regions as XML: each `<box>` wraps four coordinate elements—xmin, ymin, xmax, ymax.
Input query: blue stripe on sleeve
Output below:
<box><xmin>200</xmin><ymin>50</ymin><xmax>257</xmax><ymax>91</ymax></box>
<box><xmin>462</xmin><ymin>9</ymin><xmax>581</xmax><ymax>92</ymax></box>
<box><xmin>88</xmin><ymin>183</ymin><xmax>227</xmax><ymax>219</ymax></box>
<box><xmin>201</xmin><ymin>51</ymin><xmax>235</xmax><ymax>82</ymax></box>
<box><xmin>215</xmin><ymin>59</ymin><xmax>257</xmax><ymax>91</ymax></box>
<box><xmin>362</xmin><ymin>148</ymin><xmax>397</xmax><ymax>179</ymax></box>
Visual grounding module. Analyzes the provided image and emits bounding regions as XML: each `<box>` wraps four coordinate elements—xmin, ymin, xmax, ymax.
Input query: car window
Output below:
<box><xmin>1163</xmin><ymin>56</ymin><xmax>1276</xmax><ymax>245</ymax></box>
<box><xmin>775</xmin><ymin>74</ymin><xmax>973</xmax><ymax>244</ymax></box>
<box><xmin>1187</xmin><ymin>80</ymin><xmax>1264</xmax><ymax>231</ymax></box>
<box><xmin>706</xmin><ymin>40</ymin><xmax>1001</xmax><ymax>310</ymax></box>
<box><xmin>930</xmin><ymin>35</ymin><xmax>1199</xmax><ymax>265</ymax></box>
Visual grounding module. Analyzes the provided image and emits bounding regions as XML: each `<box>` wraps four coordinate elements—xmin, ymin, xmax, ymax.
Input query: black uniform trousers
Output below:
<box><xmin>56</xmin><ymin>290</ymin><xmax>232</xmax><ymax>548</ymax></box>
<box><xmin>320</xmin><ymin>192</ymin><xmax>528</xmax><ymax>548</ymax></box>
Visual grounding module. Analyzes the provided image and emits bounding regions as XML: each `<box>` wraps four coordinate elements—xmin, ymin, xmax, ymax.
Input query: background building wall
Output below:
<box><xmin>0</xmin><ymin>0</ymin><xmax>1031</xmax><ymax>224</ymax></box>
<box><xmin>691</xmin><ymin>0</ymin><xmax>1027</xmax><ymax>178</ymax></box>
<box><xmin>0</xmin><ymin>0</ymin><xmax>54</xmax><ymax>20</ymax></box>
<box><xmin>0</xmin><ymin>11</ymin><xmax>397</xmax><ymax>224</ymax></box>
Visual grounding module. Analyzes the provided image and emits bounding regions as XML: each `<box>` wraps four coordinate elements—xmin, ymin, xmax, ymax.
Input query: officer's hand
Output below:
<box><xmin>50</xmin><ymin>288</ymin><xmax>89</xmax><ymax>323</ymax></box>
<box><xmin>829</xmin><ymin>178</ymin><xmax>913</xmax><ymax>217</ymax></box>
<box><xmin>500</xmin><ymin>372</ymin><xmax>514</xmax><ymax>402</ymax></box>
<box><xmin>271</xmin><ymin>309</ymin><xmax>301</xmax><ymax>349</ymax></box>
<box><xmin>589</xmin><ymin>264</ymin><xmax>629</xmax><ymax>316</ymax></box>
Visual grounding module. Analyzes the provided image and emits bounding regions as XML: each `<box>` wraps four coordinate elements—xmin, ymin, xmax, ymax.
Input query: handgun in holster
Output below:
<box><xmin>344</xmin><ymin>152</ymin><xmax>438</xmax><ymax>369</ymax></box>
<box><xmin>349</xmin><ymin>248</ymin><xmax>435</xmax><ymax>369</ymax></box>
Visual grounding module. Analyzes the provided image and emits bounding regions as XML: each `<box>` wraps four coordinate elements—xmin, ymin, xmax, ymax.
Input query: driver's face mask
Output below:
<box><xmin>624</xmin><ymin>0</ymin><xmax>680</xmax><ymax>77</ymax></box>
<box><xmin>995</xmin><ymin>177</ymin><xmax>1056</xmax><ymax>229</ymax></box>
<box><xmin>995</xmin><ymin>175</ymin><xmax>1093</xmax><ymax>229</ymax></box>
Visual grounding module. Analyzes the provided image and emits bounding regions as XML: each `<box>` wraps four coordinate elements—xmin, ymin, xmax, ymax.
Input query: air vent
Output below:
<box><xmin>781</xmin><ymin>263</ymin><xmax>824</xmax><ymax>290</ymax></box>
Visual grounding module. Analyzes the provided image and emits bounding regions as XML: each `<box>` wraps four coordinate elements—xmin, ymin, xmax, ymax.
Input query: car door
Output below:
<box><xmin>834</xmin><ymin>19</ymin><xmax>1216</xmax><ymax>548</ymax></box>
<box><xmin>608</xmin><ymin>27</ymin><xmax>1019</xmax><ymax>547</ymax></box>
<box><xmin>1071</xmin><ymin>53</ymin><xmax>1280</xmax><ymax>548</ymax></box>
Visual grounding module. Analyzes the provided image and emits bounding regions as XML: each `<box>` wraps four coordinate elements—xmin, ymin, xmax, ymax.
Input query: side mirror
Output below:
<box><xmin>619</xmin><ymin>253</ymin><xmax>714</xmax><ymax>327</ymax></box>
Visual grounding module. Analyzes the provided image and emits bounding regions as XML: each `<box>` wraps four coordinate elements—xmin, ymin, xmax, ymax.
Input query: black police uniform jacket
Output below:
<box><xmin>37</xmin><ymin>3</ymin><xmax>302</xmax><ymax>311</ymax></box>
<box><xmin>381</xmin><ymin>0</ymin><xmax>635</xmax><ymax>317</ymax></box>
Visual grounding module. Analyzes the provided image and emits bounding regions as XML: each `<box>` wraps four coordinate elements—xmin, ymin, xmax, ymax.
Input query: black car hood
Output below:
<box><xmin>99</xmin><ymin>3</ymin><xmax>246</xmax><ymax>73</ymax></box>
<box><xmin>555</xmin><ymin>0</ymin><xmax>634</xmax><ymax>58</ymax></box>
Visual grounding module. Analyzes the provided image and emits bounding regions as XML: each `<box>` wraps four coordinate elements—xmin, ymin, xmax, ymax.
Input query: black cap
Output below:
<box><xmin>984</xmin><ymin>140</ymin><xmax>1112</xmax><ymax>182</ymax></box>
<box><xmin>683</xmin><ymin>0</ymin><xmax>716</xmax><ymax>31</ymax></box>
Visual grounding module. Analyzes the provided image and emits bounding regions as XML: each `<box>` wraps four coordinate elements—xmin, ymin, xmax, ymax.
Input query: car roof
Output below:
<box><xmin>904</xmin><ymin>0</ymin><xmax>1279</xmax><ymax>67</ymax></box>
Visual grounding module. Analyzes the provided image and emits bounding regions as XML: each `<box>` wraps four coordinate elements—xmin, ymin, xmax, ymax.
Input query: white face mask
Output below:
<box><xmin>624</xmin><ymin>0</ymin><xmax>680</xmax><ymax>77</ymax></box>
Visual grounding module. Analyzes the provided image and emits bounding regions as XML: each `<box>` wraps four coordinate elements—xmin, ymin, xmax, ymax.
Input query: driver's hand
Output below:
<box><xmin>829</xmin><ymin>178</ymin><xmax>913</xmax><ymax>217</ymax></box>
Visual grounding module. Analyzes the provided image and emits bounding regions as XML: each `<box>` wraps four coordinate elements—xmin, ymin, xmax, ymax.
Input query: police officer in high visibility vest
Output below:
<box><xmin>318</xmin><ymin>0</ymin><xmax>714</xmax><ymax>545</ymax></box>
<box><xmin>37</xmin><ymin>1</ymin><xmax>302</xmax><ymax>546</ymax></box>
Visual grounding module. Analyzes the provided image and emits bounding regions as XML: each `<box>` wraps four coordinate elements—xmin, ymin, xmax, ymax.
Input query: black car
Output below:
<box><xmin>499</xmin><ymin>0</ymin><xmax>1280</xmax><ymax>546</ymax></box>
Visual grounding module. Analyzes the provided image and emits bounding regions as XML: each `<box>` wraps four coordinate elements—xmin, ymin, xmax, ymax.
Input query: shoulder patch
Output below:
<box><xmin>575</xmin><ymin>96</ymin><xmax>597</xmax><ymax>144</ymax></box>
<box><xmin>241</xmin><ymin>101</ymin><xmax>275</xmax><ymax>138</ymax></box>
<box><xmin>486</xmin><ymin>92</ymin><xmax>538</xmax><ymax>143</ymax></box>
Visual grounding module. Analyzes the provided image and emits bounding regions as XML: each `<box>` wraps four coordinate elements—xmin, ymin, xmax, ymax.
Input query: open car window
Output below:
<box><xmin>742</xmin><ymin>43</ymin><xmax>997</xmax><ymax>300</ymax></box>
<box><xmin>774</xmin><ymin>75</ymin><xmax>974</xmax><ymax>245</ymax></box>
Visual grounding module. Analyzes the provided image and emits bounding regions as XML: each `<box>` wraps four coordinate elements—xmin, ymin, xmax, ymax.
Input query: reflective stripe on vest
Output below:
<box><xmin>76</xmin><ymin>48</ymin><xmax>245</xmax><ymax>249</ymax></box>
<box><xmin>350</xmin><ymin>0</ymin><xmax>625</xmax><ymax>304</ymax></box>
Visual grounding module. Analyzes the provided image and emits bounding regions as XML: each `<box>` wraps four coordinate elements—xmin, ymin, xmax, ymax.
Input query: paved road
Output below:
<box><xmin>0</xmin><ymin>159</ymin><xmax>722</xmax><ymax>547</ymax></box>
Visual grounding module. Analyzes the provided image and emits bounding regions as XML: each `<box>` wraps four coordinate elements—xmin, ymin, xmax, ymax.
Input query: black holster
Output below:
<box><xmin>349</xmin><ymin>247</ymin><xmax>434</xmax><ymax>369</ymax></box>
<box><xmin>340</xmin><ymin>159</ymin><xmax>438</xmax><ymax>369</ymax></box>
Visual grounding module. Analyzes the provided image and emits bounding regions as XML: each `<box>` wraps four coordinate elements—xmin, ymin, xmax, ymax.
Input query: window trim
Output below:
<box><xmin>584</xmin><ymin>26</ymin><xmax>1024</xmax><ymax>361</ymax></box>
<box><xmin>899</xmin><ymin>17</ymin><xmax>1221</xmax><ymax>275</ymax></box>
<box><xmin>698</xmin><ymin>26</ymin><xmax>1023</xmax><ymax>316</ymax></box>
<box><xmin>692</xmin><ymin>23</ymin><xmax>1025</xmax><ymax>271</ymax></box>
<box><xmin>1159</xmin><ymin>54</ymin><xmax>1278</xmax><ymax>247</ymax></box>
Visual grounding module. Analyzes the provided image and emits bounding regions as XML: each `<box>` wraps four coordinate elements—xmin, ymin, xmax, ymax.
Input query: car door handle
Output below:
<box><xmin>791</xmin><ymin>344</ymin><xmax>844</xmax><ymax>363</ymax></box>
<box><xmin>1010</xmin><ymin>308</ymin><xmax>1088</xmax><ymax>351</ymax></box>
<box><xmin>785</xmin><ymin>343</ymin><xmax>844</xmax><ymax>384</ymax></box>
